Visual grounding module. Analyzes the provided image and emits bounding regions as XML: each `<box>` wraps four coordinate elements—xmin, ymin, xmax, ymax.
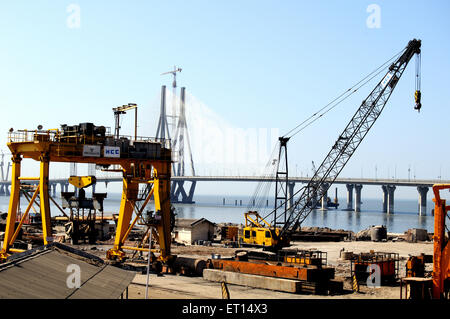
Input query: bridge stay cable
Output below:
<box><xmin>246</xmin><ymin>142</ymin><xmax>279</xmax><ymax>213</ymax></box>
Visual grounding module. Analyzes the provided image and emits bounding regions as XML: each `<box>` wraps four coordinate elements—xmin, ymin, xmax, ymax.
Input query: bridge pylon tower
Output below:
<box><xmin>159</xmin><ymin>68</ymin><xmax>196</xmax><ymax>203</ymax></box>
<box><xmin>0</xmin><ymin>152</ymin><xmax>11</xmax><ymax>195</ymax></box>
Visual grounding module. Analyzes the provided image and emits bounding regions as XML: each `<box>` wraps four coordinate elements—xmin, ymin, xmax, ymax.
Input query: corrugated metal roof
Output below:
<box><xmin>0</xmin><ymin>244</ymin><xmax>136</xmax><ymax>299</ymax></box>
<box><xmin>175</xmin><ymin>218</ymin><xmax>215</xmax><ymax>229</ymax></box>
<box><xmin>175</xmin><ymin>218</ymin><xmax>197</xmax><ymax>228</ymax></box>
<box><xmin>68</xmin><ymin>264</ymin><xmax>136</xmax><ymax>299</ymax></box>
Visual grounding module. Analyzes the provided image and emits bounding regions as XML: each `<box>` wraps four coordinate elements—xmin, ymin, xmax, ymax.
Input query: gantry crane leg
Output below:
<box><xmin>0</xmin><ymin>155</ymin><xmax>22</xmax><ymax>260</ymax></box>
<box><xmin>39</xmin><ymin>154</ymin><xmax>52</xmax><ymax>245</ymax></box>
<box><xmin>0</xmin><ymin>153</ymin><xmax>54</xmax><ymax>260</ymax></box>
<box><xmin>153</xmin><ymin>161</ymin><xmax>172</xmax><ymax>262</ymax></box>
<box><xmin>107</xmin><ymin>161</ymin><xmax>172</xmax><ymax>263</ymax></box>
<box><xmin>107</xmin><ymin>168</ymin><xmax>139</xmax><ymax>261</ymax></box>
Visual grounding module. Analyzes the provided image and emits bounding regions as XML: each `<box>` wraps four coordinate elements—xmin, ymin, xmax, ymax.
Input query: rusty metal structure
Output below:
<box><xmin>350</xmin><ymin>251</ymin><xmax>400</xmax><ymax>285</ymax></box>
<box><xmin>281</xmin><ymin>249</ymin><xmax>328</xmax><ymax>268</ymax></box>
<box><xmin>402</xmin><ymin>185</ymin><xmax>450</xmax><ymax>299</ymax></box>
<box><xmin>431</xmin><ymin>184</ymin><xmax>450</xmax><ymax>298</ymax></box>
<box><xmin>207</xmin><ymin>256</ymin><xmax>341</xmax><ymax>295</ymax></box>
<box><xmin>405</xmin><ymin>254</ymin><xmax>432</xmax><ymax>278</ymax></box>
<box><xmin>400</xmin><ymin>277</ymin><xmax>433</xmax><ymax>299</ymax></box>
<box><xmin>61</xmin><ymin>176</ymin><xmax>107</xmax><ymax>244</ymax></box>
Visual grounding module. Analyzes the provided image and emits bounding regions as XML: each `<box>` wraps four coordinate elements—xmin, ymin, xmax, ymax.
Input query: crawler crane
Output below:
<box><xmin>242</xmin><ymin>39</ymin><xmax>422</xmax><ymax>250</ymax></box>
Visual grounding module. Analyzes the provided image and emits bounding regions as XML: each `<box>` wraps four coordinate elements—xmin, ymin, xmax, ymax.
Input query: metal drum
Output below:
<box><xmin>370</xmin><ymin>225</ymin><xmax>387</xmax><ymax>242</ymax></box>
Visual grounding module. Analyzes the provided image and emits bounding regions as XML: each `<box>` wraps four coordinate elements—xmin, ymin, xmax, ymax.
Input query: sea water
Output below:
<box><xmin>0</xmin><ymin>193</ymin><xmax>435</xmax><ymax>234</ymax></box>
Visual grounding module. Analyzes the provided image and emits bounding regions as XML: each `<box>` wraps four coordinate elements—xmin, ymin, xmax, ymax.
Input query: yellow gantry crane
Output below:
<box><xmin>241</xmin><ymin>211</ymin><xmax>289</xmax><ymax>248</ymax></box>
<box><xmin>0</xmin><ymin>116</ymin><xmax>174</xmax><ymax>267</ymax></box>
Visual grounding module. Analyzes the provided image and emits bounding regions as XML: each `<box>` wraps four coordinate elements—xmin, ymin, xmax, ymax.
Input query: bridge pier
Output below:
<box><xmin>59</xmin><ymin>182</ymin><xmax>68</xmax><ymax>194</ymax></box>
<box><xmin>346</xmin><ymin>184</ymin><xmax>354</xmax><ymax>210</ymax></box>
<box><xmin>171</xmin><ymin>180</ymin><xmax>196</xmax><ymax>204</ymax></box>
<box><xmin>288</xmin><ymin>182</ymin><xmax>295</xmax><ymax>210</ymax></box>
<box><xmin>321</xmin><ymin>183</ymin><xmax>329</xmax><ymax>211</ymax></box>
<box><xmin>50</xmin><ymin>183</ymin><xmax>56</xmax><ymax>197</ymax></box>
<box><xmin>354</xmin><ymin>184</ymin><xmax>362</xmax><ymax>212</ymax></box>
<box><xmin>387</xmin><ymin>185</ymin><xmax>396</xmax><ymax>214</ymax></box>
<box><xmin>417</xmin><ymin>186</ymin><xmax>428</xmax><ymax>215</ymax></box>
<box><xmin>381</xmin><ymin>185</ymin><xmax>388</xmax><ymax>213</ymax></box>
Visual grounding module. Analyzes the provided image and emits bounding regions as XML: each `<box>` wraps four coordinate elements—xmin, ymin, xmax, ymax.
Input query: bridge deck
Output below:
<box><xmin>1</xmin><ymin>176</ymin><xmax>447</xmax><ymax>187</ymax></box>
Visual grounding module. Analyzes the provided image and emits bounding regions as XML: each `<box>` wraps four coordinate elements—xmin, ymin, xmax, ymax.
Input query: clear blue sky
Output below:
<box><xmin>0</xmin><ymin>1</ymin><xmax>449</xmax><ymax>199</ymax></box>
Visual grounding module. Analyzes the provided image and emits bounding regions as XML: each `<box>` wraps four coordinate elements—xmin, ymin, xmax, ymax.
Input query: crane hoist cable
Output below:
<box><xmin>282</xmin><ymin>48</ymin><xmax>406</xmax><ymax>140</ymax></box>
<box><xmin>246</xmin><ymin>150</ymin><xmax>275</xmax><ymax>209</ymax></box>
<box><xmin>246</xmin><ymin>142</ymin><xmax>279</xmax><ymax>212</ymax></box>
<box><xmin>414</xmin><ymin>52</ymin><xmax>422</xmax><ymax>112</ymax></box>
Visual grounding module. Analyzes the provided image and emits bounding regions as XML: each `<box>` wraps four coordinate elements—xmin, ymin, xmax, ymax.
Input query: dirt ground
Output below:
<box><xmin>110</xmin><ymin>240</ymin><xmax>433</xmax><ymax>300</ymax></box>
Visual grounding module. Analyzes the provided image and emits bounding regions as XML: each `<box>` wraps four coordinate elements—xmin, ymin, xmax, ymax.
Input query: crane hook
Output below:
<box><xmin>414</xmin><ymin>90</ymin><xmax>421</xmax><ymax>112</ymax></box>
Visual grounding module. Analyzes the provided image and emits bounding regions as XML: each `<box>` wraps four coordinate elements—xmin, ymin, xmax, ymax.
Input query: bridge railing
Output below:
<box><xmin>7</xmin><ymin>129</ymin><xmax>58</xmax><ymax>143</ymax></box>
<box><xmin>7</xmin><ymin>129</ymin><xmax>172</xmax><ymax>150</ymax></box>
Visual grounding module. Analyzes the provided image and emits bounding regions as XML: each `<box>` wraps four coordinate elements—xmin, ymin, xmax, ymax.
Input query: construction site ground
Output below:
<box><xmin>73</xmin><ymin>239</ymin><xmax>434</xmax><ymax>299</ymax></box>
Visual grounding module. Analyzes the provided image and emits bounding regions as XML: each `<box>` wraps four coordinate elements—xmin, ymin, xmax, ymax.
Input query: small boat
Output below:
<box><xmin>307</xmin><ymin>197</ymin><xmax>339</xmax><ymax>209</ymax></box>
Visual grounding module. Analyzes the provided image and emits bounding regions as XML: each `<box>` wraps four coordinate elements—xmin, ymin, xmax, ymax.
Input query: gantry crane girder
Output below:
<box><xmin>0</xmin><ymin>125</ymin><xmax>173</xmax><ymax>264</ymax></box>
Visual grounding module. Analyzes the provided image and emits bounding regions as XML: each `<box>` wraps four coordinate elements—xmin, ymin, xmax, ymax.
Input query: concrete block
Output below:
<box><xmin>203</xmin><ymin>269</ymin><xmax>302</xmax><ymax>293</ymax></box>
